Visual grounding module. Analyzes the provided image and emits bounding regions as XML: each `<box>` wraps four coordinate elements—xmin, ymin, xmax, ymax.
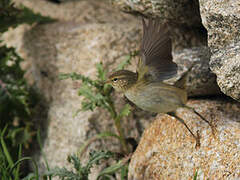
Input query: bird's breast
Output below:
<box><xmin>125</xmin><ymin>82</ymin><xmax>187</xmax><ymax>113</ymax></box>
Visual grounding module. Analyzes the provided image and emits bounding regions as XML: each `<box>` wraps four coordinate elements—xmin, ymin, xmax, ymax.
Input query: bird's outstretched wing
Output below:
<box><xmin>137</xmin><ymin>18</ymin><xmax>178</xmax><ymax>81</ymax></box>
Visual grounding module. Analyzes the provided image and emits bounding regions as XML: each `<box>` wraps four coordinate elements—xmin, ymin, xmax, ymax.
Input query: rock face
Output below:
<box><xmin>128</xmin><ymin>99</ymin><xmax>240</xmax><ymax>179</ymax></box>
<box><xmin>3</xmin><ymin>0</ymin><xmax>239</xmax><ymax>179</ymax></box>
<box><xmin>111</xmin><ymin>0</ymin><xmax>201</xmax><ymax>26</ymax></box>
<box><xmin>13</xmin><ymin>0</ymin><xmax>133</xmax><ymax>23</ymax></box>
<box><xmin>172</xmin><ymin>47</ymin><xmax>220</xmax><ymax>97</ymax></box>
<box><xmin>199</xmin><ymin>0</ymin><xmax>240</xmax><ymax>101</ymax></box>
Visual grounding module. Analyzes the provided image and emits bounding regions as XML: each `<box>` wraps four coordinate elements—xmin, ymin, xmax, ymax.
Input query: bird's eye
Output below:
<box><xmin>113</xmin><ymin>78</ymin><xmax>118</xmax><ymax>82</ymax></box>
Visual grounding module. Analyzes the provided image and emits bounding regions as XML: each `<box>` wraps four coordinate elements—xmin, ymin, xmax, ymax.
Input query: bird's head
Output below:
<box><xmin>106</xmin><ymin>70</ymin><xmax>137</xmax><ymax>92</ymax></box>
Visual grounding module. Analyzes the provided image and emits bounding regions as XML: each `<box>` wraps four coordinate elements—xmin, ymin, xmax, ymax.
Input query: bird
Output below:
<box><xmin>106</xmin><ymin>18</ymin><xmax>216</xmax><ymax>148</ymax></box>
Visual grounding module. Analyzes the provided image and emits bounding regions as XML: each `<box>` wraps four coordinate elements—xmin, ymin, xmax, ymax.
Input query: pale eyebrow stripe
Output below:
<box><xmin>112</xmin><ymin>75</ymin><xmax>128</xmax><ymax>80</ymax></box>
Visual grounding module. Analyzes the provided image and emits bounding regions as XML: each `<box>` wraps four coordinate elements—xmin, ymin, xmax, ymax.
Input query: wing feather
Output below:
<box><xmin>138</xmin><ymin>18</ymin><xmax>178</xmax><ymax>81</ymax></box>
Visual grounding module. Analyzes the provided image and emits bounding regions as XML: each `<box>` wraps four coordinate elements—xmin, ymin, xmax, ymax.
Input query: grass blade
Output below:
<box><xmin>1</xmin><ymin>125</ymin><xmax>14</xmax><ymax>167</ymax></box>
<box><xmin>10</xmin><ymin>157</ymin><xmax>39</xmax><ymax>180</ymax></box>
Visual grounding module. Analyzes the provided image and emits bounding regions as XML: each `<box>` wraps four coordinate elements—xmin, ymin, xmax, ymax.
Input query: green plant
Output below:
<box><xmin>60</xmin><ymin>51</ymin><xmax>138</xmax><ymax>154</ymax></box>
<box><xmin>0</xmin><ymin>126</ymin><xmax>39</xmax><ymax>180</ymax></box>
<box><xmin>193</xmin><ymin>171</ymin><xmax>198</xmax><ymax>180</ymax></box>
<box><xmin>45</xmin><ymin>150</ymin><xmax>130</xmax><ymax>180</ymax></box>
<box><xmin>0</xmin><ymin>0</ymin><xmax>54</xmax><ymax>178</ymax></box>
<box><xmin>0</xmin><ymin>45</ymin><xmax>35</xmax><ymax>148</ymax></box>
<box><xmin>0</xmin><ymin>0</ymin><xmax>54</xmax><ymax>33</ymax></box>
<box><xmin>58</xmin><ymin>51</ymin><xmax>137</xmax><ymax>179</ymax></box>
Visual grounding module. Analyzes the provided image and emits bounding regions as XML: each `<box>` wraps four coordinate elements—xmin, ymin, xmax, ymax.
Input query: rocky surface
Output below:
<box><xmin>171</xmin><ymin>46</ymin><xmax>220</xmax><ymax>97</ymax></box>
<box><xmin>2</xmin><ymin>0</ymin><xmax>239</xmax><ymax>179</ymax></box>
<box><xmin>128</xmin><ymin>98</ymin><xmax>240</xmax><ymax>179</ymax></box>
<box><xmin>199</xmin><ymin>0</ymin><xmax>240</xmax><ymax>101</ymax></box>
<box><xmin>13</xmin><ymin>0</ymin><xmax>134</xmax><ymax>23</ymax></box>
<box><xmin>110</xmin><ymin>0</ymin><xmax>201</xmax><ymax>26</ymax></box>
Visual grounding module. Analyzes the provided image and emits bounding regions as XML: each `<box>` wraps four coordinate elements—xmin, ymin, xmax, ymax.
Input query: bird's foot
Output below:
<box><xmin>194</xmin><ymin>130</ymin><xmax>201</xmax><ymax>149</ymax></box>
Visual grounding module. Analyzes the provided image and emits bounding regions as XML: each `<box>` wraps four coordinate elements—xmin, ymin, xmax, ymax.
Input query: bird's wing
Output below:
<box><xmin>137</xmin><ymin>18</ymin><xmax>178</xmax><ymax>81</ymax></box>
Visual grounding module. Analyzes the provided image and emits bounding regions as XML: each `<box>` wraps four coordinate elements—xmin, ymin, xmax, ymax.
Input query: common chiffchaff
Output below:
<box><xmin>107</xmin><ymin>18</ymin><xmax>215</xmax><ymax>147</ymax></box>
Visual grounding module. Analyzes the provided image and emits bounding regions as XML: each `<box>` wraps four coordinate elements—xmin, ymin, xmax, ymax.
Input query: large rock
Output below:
<box><xmin>13</xmin><ymin>0</ymin><xmax>134</xmax><ymax>23</ymax></box>
<box><xmin>110</xmin><ymin>0</ymin><xmax>201</xmax><ymax>26</ymax></box>
<box><xmin>128</xmin><ymin>98</ymin><xmax>240</xmax><ymax>179</ymax></box>
<box><xmin>199</xmin><ymin>0</ymin><xmax>240</xmax><ymax>101</ymax></box>
<box><xmin>171</xmin><ymin>46</ymin><xmax>220</xmax><ymax>97</ymax></box>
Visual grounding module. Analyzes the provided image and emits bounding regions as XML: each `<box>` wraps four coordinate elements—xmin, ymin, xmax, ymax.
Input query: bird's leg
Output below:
<box><xmin>167</xmin><ymin>112</ymin><xmax>200</xmax><ymax>148</ymax></box>
<box><xmin>184</xmin><ymin>105</ymin><xmax>217</xmax><ymax>138</ymax></box>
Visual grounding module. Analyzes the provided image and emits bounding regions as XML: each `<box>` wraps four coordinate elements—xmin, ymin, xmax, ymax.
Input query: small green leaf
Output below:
<box><xmin>67</xmin><ymin>154</ymin><xmax>82</xmax><ymax>171</ymax></box>
<box><xmin>1</xmin><ymin>125</ymin><xmax>14</xmax><ymax>167</ymax></box>
<box><xmin>45</xmin><ymin>167</ymin><xmax>81</xmax><ymax>179</ymax></box>
<box><xmin>118</xmin><ymin>104</ymin><xmax>131</xmax><ymax>119</ymax></box>
<box><xmin>96</xmin><ymin>62</ymin><xmax>106</xmax><ymax>81</ymax></box>
<box><xmin>81</xmin><ymin>100</ymin><xmax>95</xmax><ymax>111</ymax></box>
<box><xmin>78</xmin><ymin>84</ymin><xmax>96</xmax><ymax>101</ymax></box>
<box><xmin>97</xmin><ymin>159</ymin><xmax>128</xmax><ymax>180</ymax></box>
<box><xmin>87</xmin><ymin>151</ymin><xmax>114</xmax><ymax>169</ymax></box>
<box><xmin>121</xmin><ymin>165</ymin><xmax>128</xmax><ymax>180</ymax></box>
<box><xmin>193</xmin><ymin>170</ymin><xmax>200</xmax><ymax>180</ymax></box>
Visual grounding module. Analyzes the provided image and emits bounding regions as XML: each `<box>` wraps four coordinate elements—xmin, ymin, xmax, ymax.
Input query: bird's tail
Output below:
<box><xmin>174</xmin><ymin>63</ymin><xmax>196</xmax><ymax>90</ymax></box>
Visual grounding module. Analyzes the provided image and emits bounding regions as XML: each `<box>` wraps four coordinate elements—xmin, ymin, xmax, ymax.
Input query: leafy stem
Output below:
<box><xmin>106</xmin><ymin>97</ymin><xmax>130</xmax><ymax>154</ymax></box>
<box><xmin>60</xmin><ymin>62</ymin><xmax>131</xmax><ymax>154</ymax></box>
<box><xmin>58</xmin><ymin>51</ymin><xmax>138</xmax><ymax>178</ymax></box>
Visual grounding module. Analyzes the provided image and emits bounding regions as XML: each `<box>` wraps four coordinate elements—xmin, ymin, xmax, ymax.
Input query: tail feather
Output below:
<box><xmin>174</xmin><ymin>63</ymin><xmax>196</xmax><ymax>90</ymax></box>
